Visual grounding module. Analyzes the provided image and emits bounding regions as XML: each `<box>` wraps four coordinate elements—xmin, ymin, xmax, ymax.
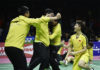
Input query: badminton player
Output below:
<box><xmin>64</xmin><ymin>22</ymin><xmax>94</xmax><ymax>70</ymax></box>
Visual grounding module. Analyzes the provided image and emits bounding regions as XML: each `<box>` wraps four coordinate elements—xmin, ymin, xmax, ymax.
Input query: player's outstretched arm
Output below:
<box><xmin>65</xmin><ymin>47</ymin><xmax>72</xmax><ymax>60</ymax></box>
<box><xmin>70</xmin><ymin>47</ymin><xmax>87</xmax><ymax>55</ymax></box>
<box><xmin>49</xmin><ymin>13</ymin><xmax>61</xmax><ymax>21</ymax></box>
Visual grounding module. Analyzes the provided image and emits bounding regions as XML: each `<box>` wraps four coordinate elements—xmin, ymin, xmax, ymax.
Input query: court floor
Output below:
<box><xmin>0</xmin><ymin>60</ymin><xmax>100</xmax><ymax>70</ymax></box>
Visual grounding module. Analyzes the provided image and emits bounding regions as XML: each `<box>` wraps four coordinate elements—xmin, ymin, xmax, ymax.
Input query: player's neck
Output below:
<box><xmin>76</xmin><ymin>31</ymin><xmax>82</xmax><ymax>36</ymax></box>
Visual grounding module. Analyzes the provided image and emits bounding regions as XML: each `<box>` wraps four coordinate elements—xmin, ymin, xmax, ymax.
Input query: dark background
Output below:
<box><xmin>0</xmin><ymin>0</ymin><xmax>100</xmax><ymax>42</ymax></box>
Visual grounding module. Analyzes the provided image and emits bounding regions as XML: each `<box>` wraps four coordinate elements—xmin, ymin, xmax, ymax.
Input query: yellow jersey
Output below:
<box><xmin>70</xmin><ymin>33</ymin><xmax>88</xmax><ymax>56</ymax></box>
<box><xmin>5</xmin><ymin>15</ymin><xmax>50</xmax><ymax>50</ymax></box>
<box><xmin>50</xmin><ymin>23</ymin><xmax>61</xmax><ymax>46</ymax></box>
<box><xmin>34</xmin><ymin>16</ymin><xmax>51</xmax><ymax>47</ymax></box>
<box><xmin>88</xmin><ymin>48</ymin><xmax>93</xmax><ymax>61</ymax></box>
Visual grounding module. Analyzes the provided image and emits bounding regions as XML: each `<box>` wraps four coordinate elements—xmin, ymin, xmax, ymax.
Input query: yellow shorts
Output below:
<box><xmin>80</xmin><ymin>53</ymin><xmax>89</xmax><ymax>63</ymax></box>
<box><xmin>73</xmin><ymin>55</ymin><xmax>82</xmax><ymax>70</ymax></box>
<box><xmin>73</xmin><ymin>53</ymin><xmax>89</xmax><ymax>70</ymax></box>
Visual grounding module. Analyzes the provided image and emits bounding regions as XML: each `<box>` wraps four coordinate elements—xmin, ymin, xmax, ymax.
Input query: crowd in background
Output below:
<box><xmin>0</xmin><ymin>14</ymin><xmax>100</xmax><ymax>42</ymax></box>
<box><xmin>0</xmin><ymin>15</ymin><xmax>100</xmax><ymax>42</ymax></box>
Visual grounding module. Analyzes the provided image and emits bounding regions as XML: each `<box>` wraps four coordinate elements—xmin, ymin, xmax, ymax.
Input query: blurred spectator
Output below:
<box><xmin>0</xmin><ymin>28</ymin><xmax>3</xmax><ymax>36</ymax></box>
<box><xmin>96</xmin><ymin>34</ymin><xmax>100</xmax><ymax>42</ymax></box>
<box><xmin>0</xmin><ymin>18</ymin><xmax>4</xmax><ymax>42</ymax></box>
<box><xmin>0</xmin><ymin>18</ymin><xmax>3</xmax><ymax>36</ymax></box>
<box><xmin>64</xmin><ymin>32</ymin><xmax>70</xmax><ymax>42</ymax></box>
<box><xmin>89</xmin><ymin>18</ymin><xmax>95</xmax><ymax>29</ymax></box>
<box><xmin>0</xmin><ymin>19</ymin><xmax>3</xmax><ymax>27</ymax></box>
<box><xmin>27</xmin><ymin>26</ymin><xmax>36</xmax><ymax>37</ymax></box>
<box><xmin>61</xmin><ymin>32</ymin><xmax>70</xmax><ymax>42</ymax></box>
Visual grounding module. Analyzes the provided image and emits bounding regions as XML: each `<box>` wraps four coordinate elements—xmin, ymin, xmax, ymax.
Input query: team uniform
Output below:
<box><xmin>88</xmin><ymin>48</ymin><xmax>93</xmax><ymax>61</ymax></box>
<box><xmin>69</xmin><ymin>33</ymin><xmax>89</xmax><ymax>70</ymax></box>
<box><xmin>5</xmin><ymin>15</ymin><xmax>50</xmax><ymax>70</ymax></box>
<box><xmin>80</xmin><ymin>47</ymin><xmax>93</xmax><ymax>65</ymax></box>
<box><xmin>28</xmin><ymin>16</ymin><xmax>51</xmax><ymax>70</ymax></box>
<box><xmin>49</xmin><ymin>23</ymin><xmax>61</xmax><ymax>70</ymax></box>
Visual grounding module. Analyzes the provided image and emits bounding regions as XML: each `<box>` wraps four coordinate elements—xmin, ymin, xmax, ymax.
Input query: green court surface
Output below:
<box><xmin>0</xmin><ymin>60</ymin><xmax>100</xmax><ymax>70</ymax></box>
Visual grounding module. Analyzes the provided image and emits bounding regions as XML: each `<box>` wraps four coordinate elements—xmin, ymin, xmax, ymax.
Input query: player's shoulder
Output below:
<box><xmin>11</xmin><ymin>16</ymin><xmax>19</xmax><ymax>22</ymax></box>
<box><xmin>70</xmin><ymin>34</ymin><xmax>76</xmax><ymax>38</ymax></box>
<box><xmin>72</xmin><ymin>34</ymin><xmax>76</xmax><ymax>37</ymax></box>
<box><xmin>56</xmin><ymin>23</ymin><xmax>61</xmax><ymax>27</ymax></box>
<box><xmin>41</xmin><ymin>15</ymin><xmax>49</xmax><ymax>19</ymax></box>
<box><xmin>81</xmin><ymin>33</ymin><xmax>88</xmax><ymax>40</ymax></box>
<box><xmin>81</xmin><ymin>33</ymin><xmax>87</xmax><ymax>37</ymax></box>
<box><xmin>39</xmin><ymin>15</ymin><xmax>50</xmax><ymax>22</ymax></box>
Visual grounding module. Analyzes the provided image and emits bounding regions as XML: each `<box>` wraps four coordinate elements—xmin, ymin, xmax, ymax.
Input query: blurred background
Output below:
<box><xmin>0</xmin><ymin>0</ymin><xmax>100</xmax><ymax>42</ymax></box>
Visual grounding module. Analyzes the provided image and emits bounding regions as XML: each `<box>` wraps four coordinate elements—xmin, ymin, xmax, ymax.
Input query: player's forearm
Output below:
<box><xmin>65</xmin><ymin>53</ymin><xmax>69</xmax><ymax>60</ymax></box>
<box><xmin>49</xmin><ymin>17</ymin><xmax>59</xmax><ymax>21</ymax></box>
<box><xmin>49</xmin><ymin>13</ymin><xmax>61</xmax><ymax>21</ymax></box>
<box><xmin>65</xmin><ymin>47</ymin><xmax>71</xmax><ymax>60</ymax></box>
<box><xmin>75</xmin><ymin>48</ymin><xmax>86</xmax><ymax>54</ymax></box>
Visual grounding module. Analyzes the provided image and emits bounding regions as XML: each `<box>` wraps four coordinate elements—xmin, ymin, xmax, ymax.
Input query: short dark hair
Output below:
<box><xmin>76</xmin><ymin>22</ymin><xmax>85</xmax><ymax>30</ymax></box>
<box><xmin>76</xmin><ymin>21</ymin><xmax>88</xmax><ymax>36</ymax></box>
<box><xmin>18</xmin><ymin>6</ymin><xmax>29</xmax><ymax>15</ymax></box>
<box><xmin>45</xmin><ymin>8</ymin><xmax>54</xmax><ymax>14</ymax></box>
<box><xmin>88</xmin><ymin>42</ymin><xmax>93</xmax><ymax>47</ymax></box>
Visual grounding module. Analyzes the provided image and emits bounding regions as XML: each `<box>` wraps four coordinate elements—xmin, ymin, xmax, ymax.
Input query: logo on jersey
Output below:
<box><xmin>79</xmin><ymin>40</ymin><xmax>81</xmax><ymax>42</ymax></box>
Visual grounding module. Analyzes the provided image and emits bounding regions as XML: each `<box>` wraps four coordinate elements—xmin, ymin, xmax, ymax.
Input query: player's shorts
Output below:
<box><xmin>73</xmin><ymin>53</ymin><xmax>89</xmax><ymax>70</ymax></box>
<box><xmin>80</xmin><ymin>53</ymin><xmax>89</xmax><ymax>63</ymax></box>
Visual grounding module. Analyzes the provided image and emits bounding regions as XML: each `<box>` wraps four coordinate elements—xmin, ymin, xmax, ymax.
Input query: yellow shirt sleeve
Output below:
<box><xmin>20</xmin><ymin>16</ymin><xmax>50</xmax><ymax>26</ymax></box>
<box><xmin>40</xmin><ymin>16</ymin><xmax>50</xmax><ymax>22</ymax></box>
<box><xmin>82</xmin><ymin>36</ymin><xmax>87</xmax><ymax>47</ymax></box>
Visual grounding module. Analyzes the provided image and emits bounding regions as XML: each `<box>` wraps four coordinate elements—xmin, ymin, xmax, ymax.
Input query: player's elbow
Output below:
<box><xmin>83</xmin><ymin>47</ymin><xmax>87</xmax><ymax>52</ymax></box>
<box><xmin>84</xmin><ymin>48</ymin><xmax>87</xmax><ymax>51</ymax></box>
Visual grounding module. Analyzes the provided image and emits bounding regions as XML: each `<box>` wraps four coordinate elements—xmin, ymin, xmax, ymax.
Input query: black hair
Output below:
<box><xmin>76</xmin><ymin>22</ymin><xmax>86</xmax><ymax>34</ymax></box>
<box><xmin>88</xmin><ymin>42</ymin><xmax>93</xmax><ymax>47</ymax></box>
<box><xmin>45</xmin><ymin>8</ymin><xmax>54</xmax><ymax>14</ymax></box>
<box><xmin>18</xmin><ymin>6</ymin><xmax>29</xmax><ymax>15</ymax></box>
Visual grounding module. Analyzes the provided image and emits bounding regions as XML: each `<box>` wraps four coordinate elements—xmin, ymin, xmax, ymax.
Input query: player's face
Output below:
<box><xmin>46</xmin><ymin>13</ymin><xmax>54</xmax><ymax>17</ymax></box>
<box><xmin>25</xmin><ymin>11</ymin><xmax>30</xmax><ymax>17</ymax></box>
<box><xmin>48</xmin><ymin>13</ymin><xmax>58</xmax><ymax>26</ymax></box>
<box><xmin>50</xmin><ymin>13</ymin><xmax>54</xmax><ymax>17</ymax></box>
<box><xmin>74</xmin><ymin>23</ymin><xmax>81</xmax><ymax>32</ymax></box>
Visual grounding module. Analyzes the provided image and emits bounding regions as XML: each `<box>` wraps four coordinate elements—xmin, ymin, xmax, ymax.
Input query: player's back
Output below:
<box><xmin>5</xmin><ymin>16</ymin><xmax>30</xmax><ymax>50</ymax></box>
<box><xmin>35</xmin><ymin>16</ymin><xmax>50</xmax><ymax>47</ymax></box>
<box><xmin>50</xmin><ymin>23</ymin><xmax>62</xmax><ymax>46</ymax></box>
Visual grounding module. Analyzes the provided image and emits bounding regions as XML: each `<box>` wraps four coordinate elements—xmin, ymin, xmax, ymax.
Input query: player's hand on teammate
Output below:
<box><xmin>56</xmin><ymin>13</ymin><xmax>61</xmax><ymax>19</ymax></box>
